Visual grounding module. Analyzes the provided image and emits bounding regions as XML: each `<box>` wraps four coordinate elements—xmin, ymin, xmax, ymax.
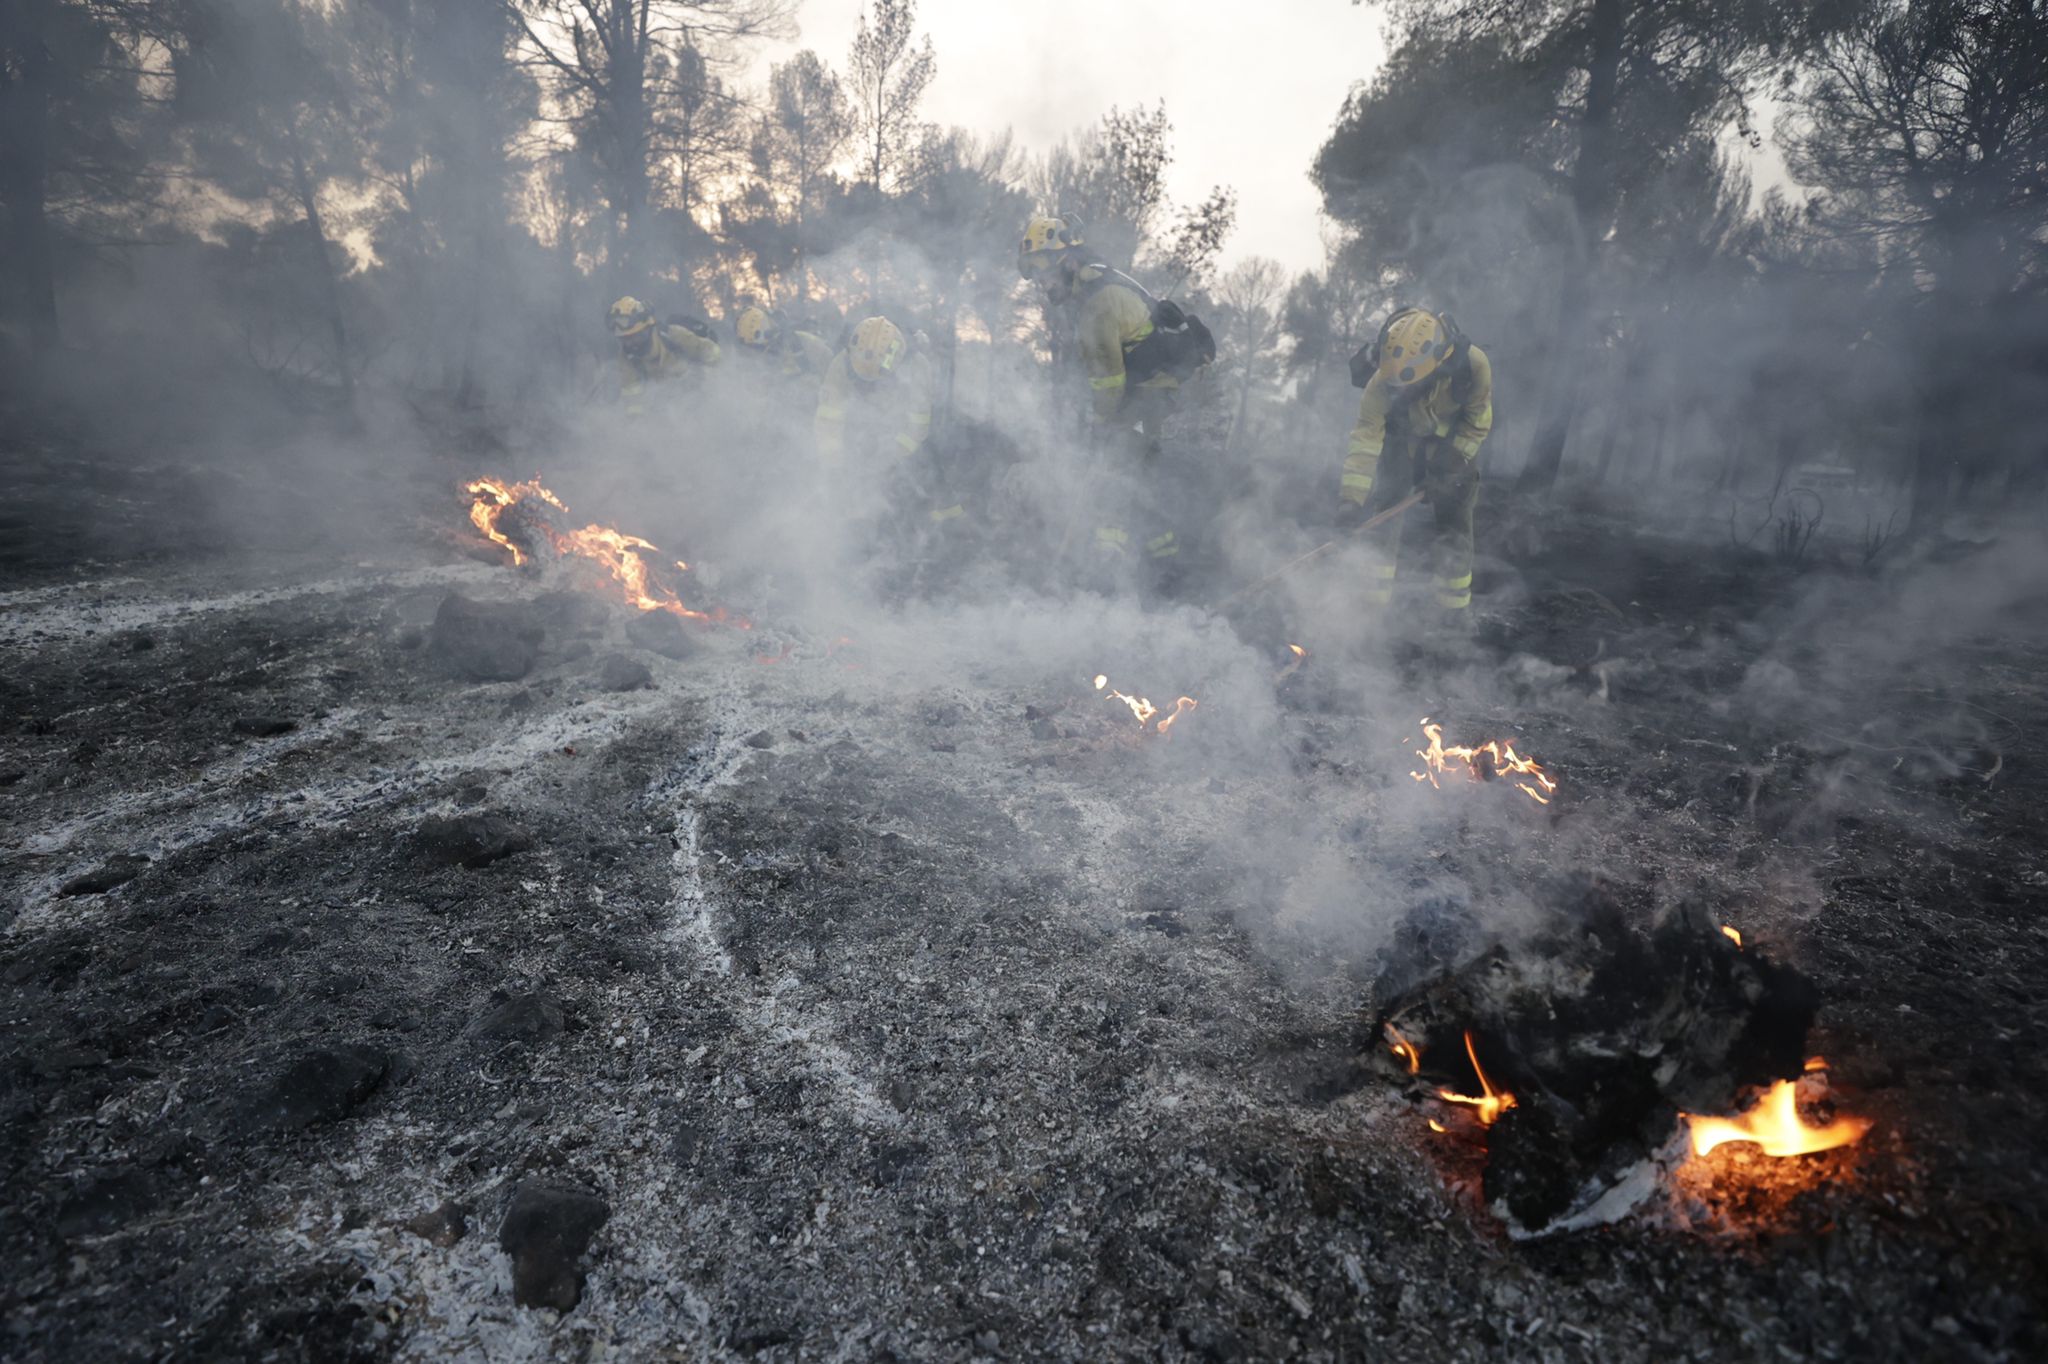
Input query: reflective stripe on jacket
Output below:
<box><xmin>814</xmin><ymin>349</ymin><xmax>934</xmax><ymax>461</ymax></box>
<box><xmin>1341</xmin><ymin>344</ymin><xmax>1493</xmax><ymax>505</ymax></box>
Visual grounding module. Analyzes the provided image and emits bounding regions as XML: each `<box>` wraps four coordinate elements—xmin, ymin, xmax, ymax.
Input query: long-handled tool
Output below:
<box><xmin>1209</xmin><ymin>489</ymin><xmax>1425</xmax><ymax>613</ymax></box>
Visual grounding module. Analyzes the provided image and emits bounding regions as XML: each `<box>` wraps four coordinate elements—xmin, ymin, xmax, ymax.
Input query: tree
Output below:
<box><xmin>1332</xmin><ymin>0</ymin><xmax>1851</xmax><ymax>492</ymax></box>
<box><xmin>1</xmin><ymin>0</ymin><xmax>184</xmax><ymax>351</ymax></box>
<box><xmin>1215</xmin><ymin>254</ymin><xmax>1287</xmax><ymax>453</ymax></box>
<box><xmin>176</xmin><ymin>0</ymin><xmax>380</xmax><ymax>410</ymax></box>
<box><xmin>1790</xmin><ymin>0</ymin><xmax>2048</xmax><ymax>528</ymax></box>
<box><xmin>747</xmin><ymin>47</ymin><xmax>850</xmax><ymax>296</ymax></box>
<box><xmin>512</xmin><ymin>0</ymin><xmax>789</xmax><ymax>280</ymax></box>
<box><xmin>846</xmin><ymin>0</ymin><xmax>933</xmax><ymax>195</ymax></box>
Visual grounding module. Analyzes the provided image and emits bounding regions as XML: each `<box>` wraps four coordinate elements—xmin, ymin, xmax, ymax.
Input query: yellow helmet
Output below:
<box><xmin>1378</xmin><ymin>309</ymin><xmax>1458</xmax><ymax>389</ymax></box>
<box><xmin>1019</xmin><ymin>214</ymin><xmax>1082</xmax><ymax>281</ymax></box>
<box><xmin>848</xmin><ymin>316</ymin><xmax>906</xmax><ymax>381</ymax></box>
<box><xmin>608</xmin><ymin>296</ymin><xmax>654</xmax><ymax>338</ymax></box>
<box><xmin>735</xmin><ymin>306</ymin><xmax>776</xmax><ymax>351</ymax></box>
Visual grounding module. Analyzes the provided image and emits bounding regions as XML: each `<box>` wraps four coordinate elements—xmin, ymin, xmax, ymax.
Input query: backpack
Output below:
<box><xmin>667</xmin><ymin>314</ymin><xmax>715</xmax><ymax>341</ymax></box>
<box><xmin>1082</xmin><ymin>267</ymin><xmax>1217</xmax><ymax>385</ymax></box>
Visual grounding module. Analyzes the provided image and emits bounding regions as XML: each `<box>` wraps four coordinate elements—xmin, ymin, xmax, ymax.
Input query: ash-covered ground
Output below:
<box><xmin>4</xmin><ymin>442</ymin><xmax>2046</xmax><ymax>1362</ymax></box>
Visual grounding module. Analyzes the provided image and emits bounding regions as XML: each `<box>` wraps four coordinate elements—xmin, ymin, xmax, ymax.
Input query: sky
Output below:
<box><xmin>757</xmin><ymin>1</ymin><xmax>1391</xmax><ymax>278</ymax></box>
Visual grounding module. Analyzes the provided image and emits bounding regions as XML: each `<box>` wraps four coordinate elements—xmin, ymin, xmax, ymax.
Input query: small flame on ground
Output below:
<box><xmin>1411</xmin><ymin>718</ymin><xmax>1558</xmax><ymax>805</ymax></box>
<box><xmin>1437</xmin><ymin>1030</ymin><xmax>1517</xmax><ymax>1127</ymax></box>
<box><xmin>1383</xmin><ymin>1022</ymin><xmax>1422</xmax><ymax>1075</ymax></box>
<box><xmin>1427</xmin><ymin>1118</ymin><xmax>1447</xmax><ymax>1133</ymax></box>
<box><xmin>463</xmin><ymin>476</ymin><xmax>748</xmax><ymax>629</ymax></box>
<box><xmin>1093</xmin><ymin>674</ymin><xmax>1196</xmax><ymax>736</ymax></box>
<box><xmin>1721</xmin><ymin>925</ymin><xmax>1743</xmax><ymax>948</ymax></box>
<box><xmin>1684</xmin><ymin>1078</ymin><xmax>1873</xmax><ymax>1158</ymax></box>
<box><xmin>1275</xmin><ymin>643</ymin><xmax>1308</xmax><ymax>683</ymax></box>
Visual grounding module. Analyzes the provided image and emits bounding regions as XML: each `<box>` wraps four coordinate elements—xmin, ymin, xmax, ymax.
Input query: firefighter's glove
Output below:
<box><xmin>1422</xmin><ymin>444</ymin><xmax>1475</xmax><ymax>506</ymax></box>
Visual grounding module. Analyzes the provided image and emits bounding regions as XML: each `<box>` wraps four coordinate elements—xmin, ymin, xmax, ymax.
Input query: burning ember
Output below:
<box><xmin>1435</xmin><ymin>1030</ymin><xmax>1517</xmax><ymax>1127</ymax></box>
<box><xmin>1093</xmin><ymin>674</ymin><xmax>1197</xmax><ymax>737</ymax></box>
<box><xmin>1684</xmin><ymin>1061</ymin><xmax>1872</xmax><ymax>1159</ymax></box>
<box><xmin>1383</xmin><ymin>1022</ymin><xmax>1421</xmax><ymax>1075</ymax></box>
<box><xmin>1721</xmin><ymin>925</ymin><xmax>1744</xmax><ymax>948</ymax></box>
<box><xmin>463</xmin><ymin>476</ymin><xmax>747</xmax><ymax>628</ymax></box>
<box><xmin>1410</xmin><ymin>718</ymin><xmax>1557</xmax><ymax>805</ymax></box>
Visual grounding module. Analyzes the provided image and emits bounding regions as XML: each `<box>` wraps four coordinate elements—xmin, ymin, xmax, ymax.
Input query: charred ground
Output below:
<box><xmin>2</xmin><ymin>440</ymin><xmax>2045</xmax><ymax>1362</ymax></box>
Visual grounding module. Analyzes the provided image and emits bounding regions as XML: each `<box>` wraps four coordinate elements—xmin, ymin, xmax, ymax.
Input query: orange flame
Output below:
<box><xmin>1684</xmin><ymin>1079</ymin><xmax>1872</xmax><ymax>1158</ymax></box>
<box><xmin>465</xmin><ymin>477</ymin><xmax>567</xmax><ymax>566</ymax></box>
<box><xmin>1276</xmin><ymin>643</ymin><xmax>1308</xmax><ymax>683</ymax></box>
<box><xmin>1411</xmin><ymin>718</ymin><xmax>1557</xmax><ymax>805</ymax></box>
<box><xmin>1093</xmin><ymin>674</ymin><xmax>1196</xmax><ymax>736</ymax></box>
<box><xmin>463</xmin><ymin>476</ymin><xmax>748</xmax><ymax>628</ymax></box>
<box><xmin>1721</xmin><ymin>925</ymin><xmax>1743</xmax><ymax>948</ymax></box>
<box><xmin>1383</xmin><ymin>1022</ymin><xmax>1421</xmax><ymax>1075</ymax></box>
<box><xmin>1437</xmin><ymin>1030</ymin><xmax>1516</xmax><ymax>1127</ymax></box>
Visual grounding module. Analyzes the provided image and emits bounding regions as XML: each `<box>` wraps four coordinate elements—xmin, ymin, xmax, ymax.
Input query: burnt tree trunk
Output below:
<box><xmin>288</xmin><ymin>141</ymin><xmax>355</xmax><ymax>414</ymax></box>
<box><xmin>1515</xmin><ymin>0</ymin><xmax>1625</xmax><ymax>495</ymax></box>
<box><xmin>1</xmin><ymin>20</ymin><xmax>60</xmax><ymax>352</ymax></box>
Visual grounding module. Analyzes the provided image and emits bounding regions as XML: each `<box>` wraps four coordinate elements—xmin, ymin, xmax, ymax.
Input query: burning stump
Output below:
<box><xmin>1373</xmin><ymin>879</ymin><xmax>1820</xmax><ymax>1237</ymax></box>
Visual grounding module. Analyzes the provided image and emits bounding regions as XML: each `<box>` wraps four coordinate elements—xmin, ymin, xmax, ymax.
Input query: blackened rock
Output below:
<box><xmin>744</xmin><ymin>729</ymin><xmax>775</xmax><ymax>749</ymax></box>
<box><xmin>418</xmin><ymin>813</ymin><xmax>533</xmax><ymax>868</ymax></box>
<box><xmin>472</xmin><ymin>993</ymin><xmax>566</xmax><ymax>1046</ymax></box>
<box><xmin>56</xmin><ymin>1169</ymin><xmax>156</xmax><ymax>1239</ymax></box>
<box><xmin>402</xmin><ymin>1201</ymin><xmax>469</xmax><ymax>1247</ymax></box>
<box><xmin>243</xmin><ymin>1044</ymin><xmax>389</xmax><ymax>1131</ymax></box>
<box><xmin>232</xmin><ymin>715</ymin><xmax>297</xmax><ymax>738</ymax></box>
<box><xmin>429</xmin><ymin>593</ymin><xmax>546</xmax><ymax>682</ymax></box>
<box><xmin>499</xmin><ymin>1181</ymin><xmax>609</xmax><ymax>1312</ymax></box>
<box><xmin>58</xmin><ymin>854</ymin><xmax>151</xmax><ymax>897</ymax></box>
<box><xmin>596</xmin><ymin>655</ymin><xmax>654</xmax><ymax>692</ymax></box>
<box><xmin>624</xmin><ymin>610</ymin><xmax>698</xmax><ymax>660</ymax></box>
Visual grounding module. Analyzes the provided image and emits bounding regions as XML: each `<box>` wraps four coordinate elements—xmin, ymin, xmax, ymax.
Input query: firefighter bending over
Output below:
<box><xmin>734</xmin><ymin>305</ymin><xmax>835</xmax><ymax>393</ymax></box>
<box><xmin>1338</xmin><ymin>307</ymin><xmax>1493</xmax><ymax>614</ymax></box>
<box><xmin>1018</xmin><ymin>214</ymin><xmax>1213</xmax><ymax>572</ymax></box>
<box><xmin>608</xmin><ymin>296</ymin><xmax>721</xmax><ymax>413</ymax></box>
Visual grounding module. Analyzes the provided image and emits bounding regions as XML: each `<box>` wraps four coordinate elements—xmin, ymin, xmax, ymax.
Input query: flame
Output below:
<box><xmin>465</xmin><ymin>477</ymin><xmax>567</xmax><ymax>566</ymax></box>
<box><xmin>463</xmin><ymin>476</ymin><xmax>747</xmax><ymax>628</ymax></box>
<box><xmin>1092</xmin><ymin>674</ymin><xmax>1195</xmax><ymax>735</ymax></box>
<box><xmin>1721</xmin><ymin>925</ymin><xmax>1743</xmax><ymax>948</ymax></box>
<box><xmin>1410</xmin><ymin>719</ymin><xmax>1557</xmax><ymax>805</ymax></box>
<box><xmin>1685</xmin><ymin>1079</ymin><xmax>1872</xmax><ymax>1158</ymax></box>
<box><xmin>1436</xmin><ymin>1030</ymin><xmax>1516</xmax><ymax>1127</ymax></box>
<box><xmin>1383</xmin><ymin>1022</ymin><xmax>1421</xmax><ymax>1075</ymax></box>
<box><xmin>1427</xmin><ymin>1118</ymin><xmax>1447</xmax><ymax>1133</ymax></box>
<box><xmin>1275</xmin><ymin>643</ymin><xmax>1308</xmax><ymax>683</ymax></box>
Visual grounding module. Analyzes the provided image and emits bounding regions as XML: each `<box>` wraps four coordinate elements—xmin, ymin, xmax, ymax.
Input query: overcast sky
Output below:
<box><xmin>757</xmin><ymin>1</ymin><xmax>1390</xmax><ymax>278</ymax></box>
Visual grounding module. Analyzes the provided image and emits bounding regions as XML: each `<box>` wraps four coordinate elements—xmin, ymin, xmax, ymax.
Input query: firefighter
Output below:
<box><xmin>1338</xmin><ymin>307</ymin><xmax>1493</xmax><ymax>615</ymax></box>
<box><xmin>1018</xmin><ymin>214</ymin><xmax>1211</xmax><ymax>572</ymax></box>
<box><xmin>607</xmin><ymin>295</ymin><xmax>721</xmax><ymax>412</ymax></box>
<box><xmin>734</xmin><ymin>305</ymin><xmax>835</xmax><ymax>391</ymax></box>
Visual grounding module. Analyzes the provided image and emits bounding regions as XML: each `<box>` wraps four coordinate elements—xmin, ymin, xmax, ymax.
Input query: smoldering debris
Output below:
<box><xmin>1373</xmin><ymin>878</ymin><xmax>1826</xmax><ymax>1237</ymax></box>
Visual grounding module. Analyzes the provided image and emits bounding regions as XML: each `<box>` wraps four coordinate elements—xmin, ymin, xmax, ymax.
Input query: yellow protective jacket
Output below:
<box><xmin>1075</xmin><ymin>266</ymin><xmax>1177</xmax><ymax>423</ymax></box>
<box><xmin>780</xmin><ymin>330</ymin><xmax>835</xmax><ymax>384</ymax></box>
<box><xmin>620</xmin><ymin>323</ymin><xmax>722</xmax><ymax>401</ymax></box>
<box><xmin>814</xmin><ymin>348</ymin><xmax>934</xmax><ymax>462</ymax></box>
<box><xmin>1340</xmin><ymin>344</ymin><xmax>1493</xmax><ymax>505</ymax></box>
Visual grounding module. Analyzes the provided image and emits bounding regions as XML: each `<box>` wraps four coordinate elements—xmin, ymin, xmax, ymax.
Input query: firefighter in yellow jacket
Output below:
<box><xmin>814</xmin><ymin>316</ymin><xmax>966</xmax><ymax>553</ymax></box>
<box><xmin>1339</xmin><ymin>308</ymin><xmax>1493</xmax><ymax>614</ymax></box>
<box><xmin>608</xmin><ymin>296</ymin><xmax>720</xmax><ymax>413</ymax></box>
<box><xmin>1019</xmin><ymin>215</ymin><xmax>1203</xmax><ymax>566</ymax></box>
<box><xmin>734</xmin><ymin>305</ymin><xmax>835</xmax><ymax>393</ymax></box>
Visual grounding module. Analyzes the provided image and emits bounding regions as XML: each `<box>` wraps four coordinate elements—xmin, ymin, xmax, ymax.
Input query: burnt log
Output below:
<box><xmin>1373</xmin><ymin>877</ymin><xmax>1818</xmax><ymax>1236</ymax></box>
